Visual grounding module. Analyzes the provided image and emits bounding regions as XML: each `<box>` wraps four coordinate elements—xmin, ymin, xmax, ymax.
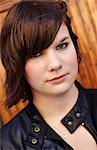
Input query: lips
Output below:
<box><xmin>49</xmin><ymin>74</ymin><xmax>66</xmax><ymax>81</ymax></box>
<box><xmin>47</xmin><ymin>74</ymin><xmax>68</xmax><ymax>84</ymax></box>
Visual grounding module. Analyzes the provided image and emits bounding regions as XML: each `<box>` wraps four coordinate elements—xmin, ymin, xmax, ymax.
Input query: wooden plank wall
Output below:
<box><xmin>68</xmin><ymin>0</ymin><xmax>97</xmax><ymax>88</ymax></box>
<box><xmin>0</xmin><ymin>0</ymin><xmax>97</xmax><ymax>127</ymax></box>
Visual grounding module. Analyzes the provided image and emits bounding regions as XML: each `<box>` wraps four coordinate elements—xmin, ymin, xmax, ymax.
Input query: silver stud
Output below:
<box><xmin>75</xmin><ymin>112</ymin><xmax>81</xmax><ymax>118</ymax></box>
<box><xmin>82</xmin><ymin>122</ymin><xmax>84</xmax><ymax>126</ymax></box>
<box><xmin>67</xmin><ymin>121</ymin><xmax>73</xmax><ymax>126</ymax></box>
<box><xmin>34</xmin><ymin>127</ymin><xmax>41</xmax><ymax>133</ymax></box>
<box><xmin>31</xmin><ymin>138</ymin><xmax>37</xmax><ymax>144</ymax></box>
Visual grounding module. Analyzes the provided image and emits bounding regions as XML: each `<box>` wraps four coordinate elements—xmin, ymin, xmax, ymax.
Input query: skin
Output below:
<box><xmin>25</xmin><ymin>22</ymin><xmax>78</xmax><ymax>100</ymax></box>
<box><xmin>25</xmin><ymin>22</ymin><xmax>97</xmax><ymax>150</ymax></box>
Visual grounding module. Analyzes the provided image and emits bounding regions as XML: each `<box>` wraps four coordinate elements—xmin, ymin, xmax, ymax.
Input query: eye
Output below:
<box><xmin>56</xmin><ymin>42</ymin><xmax>69</xmax><ymax>50</ymax></box>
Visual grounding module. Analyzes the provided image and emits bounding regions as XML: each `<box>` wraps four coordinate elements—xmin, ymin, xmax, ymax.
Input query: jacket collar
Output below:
<box><xmin>27</xmin><ymin>81</ymin><xmax>89</xmax><ymax>133</ymax></box>
<box><xmin>61</xmin><ymin>81</ymin><xmax>89</xmax><ymax>133</ymax></box>
<box><xmin>25</xmin><ymin>81</ymin><xmax>89</xmax><ymax>148</ymax></box>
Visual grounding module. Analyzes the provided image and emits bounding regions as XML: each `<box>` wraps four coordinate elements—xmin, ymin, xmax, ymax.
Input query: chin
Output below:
<box><xmin>50</xmin><ymin>81</ymin><xmax>74</xmax><ymax>95</ymax></box>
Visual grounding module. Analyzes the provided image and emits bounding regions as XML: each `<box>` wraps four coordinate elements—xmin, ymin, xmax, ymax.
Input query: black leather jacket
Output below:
<box><xmin>0</xmin><ymin>81</ymin><xmax>97</xmax><ymax>150</ymax></box>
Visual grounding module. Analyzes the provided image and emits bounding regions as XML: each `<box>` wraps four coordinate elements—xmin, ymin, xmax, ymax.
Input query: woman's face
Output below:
<box><xmin>25</xmin><ymin>23</ymin><xmax>78</xmax><ymax>98</ymax></box>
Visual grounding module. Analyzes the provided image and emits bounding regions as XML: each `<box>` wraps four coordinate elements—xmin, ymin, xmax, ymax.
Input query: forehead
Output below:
<box><xmin>52</xmin><ymin>22</ymin><xmax>70</xmax><ymax>44</ymax></box>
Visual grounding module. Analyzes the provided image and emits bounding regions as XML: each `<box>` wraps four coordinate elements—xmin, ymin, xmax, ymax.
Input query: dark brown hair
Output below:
<box><xmin>1</xmin><ymin>0</ymin><xmax>80</xmax><ymax>108</ymax></box>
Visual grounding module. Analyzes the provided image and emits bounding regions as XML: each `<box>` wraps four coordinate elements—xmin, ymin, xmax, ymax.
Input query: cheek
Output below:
<box><xmin>71</xmin><ymin>54</ymin><xmax>78</xmax><ymax>65</ymax></box>
<box><xmin>71</xmin><ymin>55</ymin><xmax>78</xmax><ymax>69</ymax></box>
<box><xmin>71</xmin><ymin>54</ymin><xmax>78</xmax><ymax>74</ymax></box>
<box><xmin>25</xmin><ymin>63</ymin><xmax>36</xmax><ymax>84</ymax></box>
<box><xmin>66</xmin><ymin>48</ymin><xmax>78</xmax><ymax>72</ymax></box>
<box><xmin>66</xmin><ymin>48</ymin><xmax>78</xmax><ymax>65</ymax></box>
<box><xmin>25</xmin><ymin>62</ymin><xmax>44</xmax><ymax>85</ymax></box>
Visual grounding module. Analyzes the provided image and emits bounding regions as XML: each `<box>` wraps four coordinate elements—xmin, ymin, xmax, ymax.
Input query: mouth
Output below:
<box><xmin>47</xmin><ymin>73</ymin><xmax>68</xmax><ymax>84</ymax></box>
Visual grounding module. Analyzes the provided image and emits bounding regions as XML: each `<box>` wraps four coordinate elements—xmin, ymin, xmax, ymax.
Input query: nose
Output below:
<box><xmin>46</xmin><ymin>50</ymin><xmax>62</xmax><ymax>72</ymax></box>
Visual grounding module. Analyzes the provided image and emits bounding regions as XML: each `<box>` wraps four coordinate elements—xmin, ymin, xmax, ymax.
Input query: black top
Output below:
<box><xmin>0</xmin><ymin>81</ymin><xmax>97</xmax><ymax>150</ymax></box>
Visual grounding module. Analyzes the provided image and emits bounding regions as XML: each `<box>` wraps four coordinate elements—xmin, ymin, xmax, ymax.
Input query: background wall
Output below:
<box><xmin>0</xmin><ymin>0</ymin><xmax>97</xmax><ymax>126</ymax></box>
<box><xmin>68</xmin><ymin>0</ymin><xmax>97</xmax><ymax>88</ymax></box>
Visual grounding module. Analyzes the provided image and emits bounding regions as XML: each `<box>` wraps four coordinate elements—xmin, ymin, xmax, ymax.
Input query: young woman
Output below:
<box><xmin>0</xmin><ymin>0</ymin><xmax>97</xmax><ymax>150</ymax></box>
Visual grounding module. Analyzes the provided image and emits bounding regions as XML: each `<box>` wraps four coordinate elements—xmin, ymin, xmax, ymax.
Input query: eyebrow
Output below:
<box><xmin>60</xmin><ymin>36</ymin><xmax>69</xmax><ymax>43</ymax></box>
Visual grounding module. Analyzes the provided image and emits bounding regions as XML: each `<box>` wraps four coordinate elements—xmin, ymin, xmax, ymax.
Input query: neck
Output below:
<box><xmin>33</xmin><ymin>83</ymin><xmax>78</xmax><ymax>123</ymax></box>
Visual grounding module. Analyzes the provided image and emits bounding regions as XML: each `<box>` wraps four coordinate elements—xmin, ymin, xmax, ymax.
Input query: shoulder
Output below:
<box><xmin>1</xmin><ymin>103</ymin><xmax>32</xmax><ymax>129</ymax></box>
<box><xmin>77</xmin><ymin>81</ymin><xmax>97</xmax><ymax>121</ymax></box>
<box><xmin>84</xmin><ymin>88</ymin><xmax>97</xmax><ymax>113</ymax></box>
<box><xmin>75</xmin><ymin>80</ymin><xmax>97</xmax><ymax>101</ymax></box>
<box><xmin>84</xmin><ymin>88</ymin><xmax>97</xmax><ymax>129</ymax></box>
<box><xmin>83</xmin><ymin>87</ymin><xmax>97</xmax><ymax>104</ymax></box>
<box><xmin>0</xmin><ymin>104</ymin><xmax>33</xmax><ymax>149</ymax></box>
<box><xmin>75</xmin><ymin>80</ymin><xmax>97</xmax><ymax>112</ymax></box>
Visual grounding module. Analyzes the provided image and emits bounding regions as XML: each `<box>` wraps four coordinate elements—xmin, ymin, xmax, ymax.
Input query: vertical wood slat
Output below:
<box><xmin>0</xmin><ymin>0</ymin><xmax>21</xmax><ymax>12</ymax></box>
<box><xmin>68</xmin><ymin>0</ymin><xmax>97</xmax><ymax>88</ymax></box>
<box><xmin>0</xmin><ymin>0</ymin><xmax>97</xmax><ymax>126</ymax></box>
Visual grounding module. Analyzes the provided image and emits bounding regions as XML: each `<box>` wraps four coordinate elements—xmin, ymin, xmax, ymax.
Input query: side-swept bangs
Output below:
<box><xmin>6</xmin><ymin>1</ymin><xmax>68</xmax><ymax>61</ymax></box>
<box><xmin>1</xmin><ymin>0</ymin><xmax>80</xmax><ymax>107</ymax></box>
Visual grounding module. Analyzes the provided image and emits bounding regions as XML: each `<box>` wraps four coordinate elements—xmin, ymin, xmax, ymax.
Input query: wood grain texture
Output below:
<box><xmin>68</xmin><ymin>0</ymin><xmax>97</xmax><ymax>88</ymax></box>
<box><xmin>0</xmin><ymin>0</ymin><xmax>97</xmax><ymax>126</ymax></box>
<box><xmin>0</xmin><ymin>0</ymin><xmax>21</xmax><ymax>12</ymax></box>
